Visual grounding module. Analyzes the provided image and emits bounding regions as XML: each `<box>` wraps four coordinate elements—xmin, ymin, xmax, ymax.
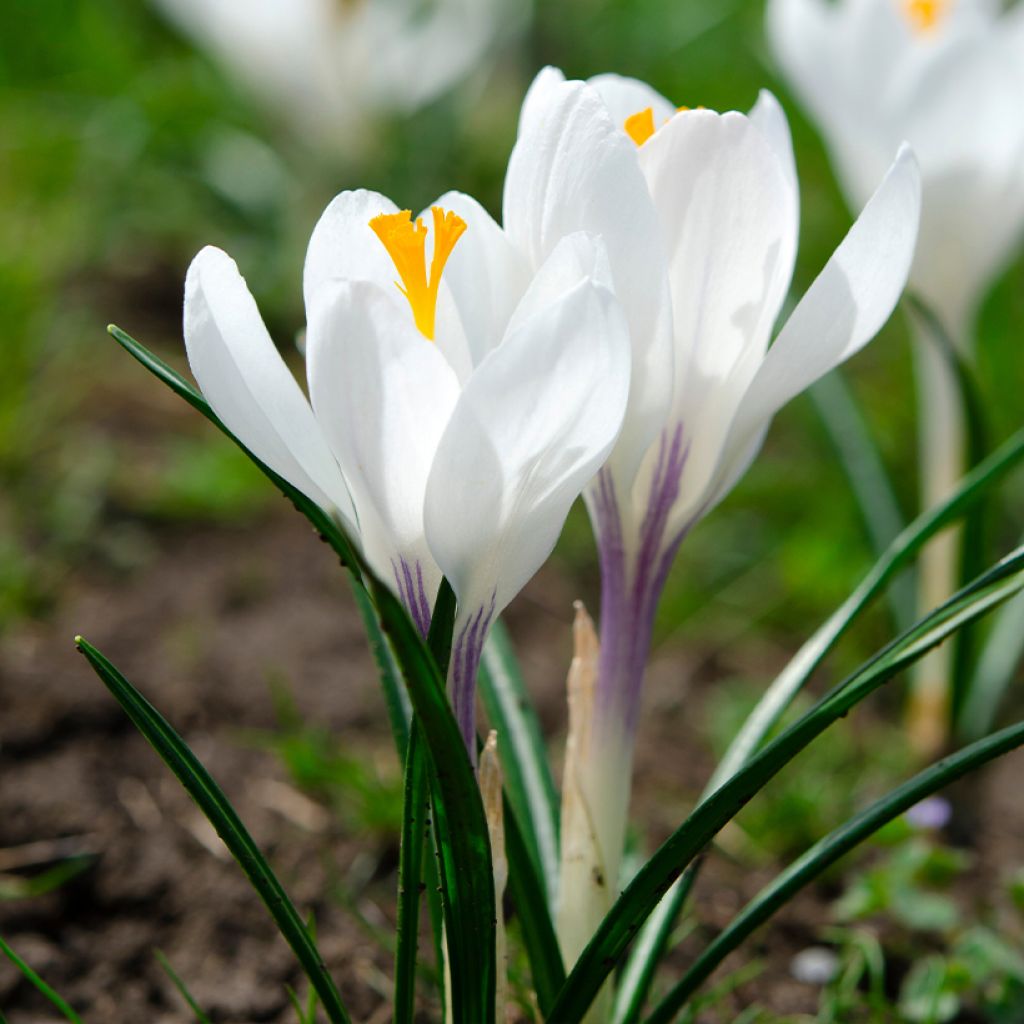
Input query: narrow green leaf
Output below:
<box><xmin>0</xmin><ymin>855</ymin><xmax>94</xmax><ymax>901</ymax></box>
<box><xmin>75</xmin><ymin>638</ymin><xmax>351</xmax><ymax>1024</ymax></box>
<box><xmin>959</xmin><ymin>585</ymin><xmax>1024</xmax><ymax>740</ymax></box>
<box><xmin>0</xmin><ymin>932</ymin><xmax>82</xmax><ymax>1023</ymax></box>
<box><xmin>546</xmin><ymin>548</ymin><xmax>1024</xmax><ymax>1023</ymax></box>
<box><xmin>478</xmin><ymin>621</ymin><xmax>560</xmax><ymax>908</ymax></box>
<box><xmin>712</xmin><ymin>425</ymin><xmax>1024</xmax><ymax>794</ymax></box>
<box><xmin>503</xmin><ymin>798</ymin><xmax>566</xmax><ymax>1016</ymax></box>
<box><xmin>427</xmin><ymin>579</ymin><xmax>457</xmax><ymax>676</ymax></box>
<box><xmin>644</xmin><ymin>718</ymin><xmax>1024</xmax><ymax>1022</ymax></box>
<box><xmin>155</xmin><ymin>949</ymin><xmax>212</xmax><ymax>1023</ymax></box>
<box><xmin>611</xmin><ymin>861</ymin><xmax>700</xmax><ymax>1024</ymax></box>
<box><xmin>809</xmin><ymin>369</ymin><xmax>914</xmax><ymax>632</ymax></box>
<box><xmin>394</xmin><ymin>723</ymin><xmax>429</xmax><ymax>1024</ymax></box>
<box><xmin>366</xmin><ymin>577</ymin><xmax>495</xmax><ymax>1024</ymax></box>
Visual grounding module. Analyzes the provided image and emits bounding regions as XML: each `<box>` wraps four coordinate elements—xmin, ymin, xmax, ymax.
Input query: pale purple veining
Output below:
<box><xmin>393</xmin><ymin>557</ymin><xmax>432</xmax><ymax>639</ymax></box>
<box><xmin>451</xmin><ymin>592</ymin><xmax>496</xmax><ymax>766</ymax></box>
<box><xmin>591</xmin><ymin>422</ymin><xmax>691</xmax><ymax>736</ymax></box>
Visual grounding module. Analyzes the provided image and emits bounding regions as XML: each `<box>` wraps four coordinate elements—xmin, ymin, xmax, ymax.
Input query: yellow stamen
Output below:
<box><xmin>903</xmin><ymin>0</ymin><xmax>945</xmax><ymax>32</ymax></box>
<box><xmin>624</xmin><ymin>104</ymin><xmax>704</xmax><ymax>147</ymax></box>
<box><xmin>368</xmin><ymin>206</ymin><xmax>467</xmax><ymax>340</ymax></box>
<box><xmin>624</xmin><ymin>107</ymin><xmax>656</xmax><ymax>146</ymax></box>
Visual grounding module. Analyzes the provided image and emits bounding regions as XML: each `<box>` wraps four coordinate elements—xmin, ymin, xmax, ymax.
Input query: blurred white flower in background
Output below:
<box><xmin>767</xmin><ymin>0</ymin><xmax>1024</xmax><ymax>756</ymax></box>
<box><xmin>153</xmin><ymin>0</ymin><xmax>528</xmax><ymax>147</ymax></box>
<box><xmin>768</xmin><ymin>0</ymin><xmax>1024</xmax><ymax>337</ymax></box>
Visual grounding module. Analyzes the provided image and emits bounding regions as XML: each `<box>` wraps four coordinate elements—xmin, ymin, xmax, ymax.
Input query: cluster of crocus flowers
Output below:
<box><xmin>767</xmin><ymin>0</ymin><xmax>1024</xmax><ymax>754</ymax></box>
<box><xmin>152</xmin><ymin>0</ymin><xmax>527</xmax><ymax>149</ymax></box>
<box><xmin>184</xmin><ymin>188</ymin><xmax>630</xmax><ymax>763</ymax></box>
<box><xmin>500</xmin><ymin>67</ymin><xmax>922</xmax><ymax>969</ymax></box>
<box><xmin>181</xmin><ymin>58</ymin><xmax>924</xmax><ymax>1006</ymax></box>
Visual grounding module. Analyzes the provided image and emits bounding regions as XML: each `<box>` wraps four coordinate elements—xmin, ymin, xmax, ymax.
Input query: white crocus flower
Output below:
<box><xmin>183</xmin><ymin>189</ymin><xmax>630</xmax><ymax>760</ymax></box>
<box><xmin>767</xmin><ymin>0</ymin><xmax>1024</xmax><ymax>755</ymax></box>
<box><xmin>504</xmin><ymin>68</ymin><xmax>922</xmax><ymax>974</ymax></box>
<box><xmin>153</xmin><ymin>0</ymin><xmax>526</xmax><ymax>147</ymax></box>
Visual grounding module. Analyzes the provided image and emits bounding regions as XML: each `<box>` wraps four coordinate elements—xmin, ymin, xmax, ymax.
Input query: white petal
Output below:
<box><xmin>516</xmin><ymin>65</ymin><xmax>568</xmax><ymax>138</ymax></box>
<box><xmin>305</xmin><ymin>279</ymin><xmax>460</xmax><ymax>592</ymax></box>
<box><xmin>503</xmin><ymin>76</ymin><xmax>674</xmax><ymax>489</ymax></box>
<box><xmin>430</xmin><ymin>190</ymin><xmax>530</xmax><ymax>369</ymax></box>
<box><xmin>183</xmin><ymin>245</ymin><xmax>356</xmax><ymax>527</ymax></box>
<box><xmin>748</xmin><ymin>89</ymin><xmax>799</xmax><ymax>208</ymax></box>
<box><xmin>424</xmin><ymin>277</ymin><xmax>631</xmax><ymax>617</ymax></box>
<box><xmin>586</xmin><ymin>73</ymin><xmax>676</xmax><ymax>130</ymax></box>
<box><xmin>638</xmin><ymin>107</ymin><xmax>799</xmax><ymax>485</ymax></box>
<box><xmin>303</xmin><ymin>189</ymin><xmax>400</xmax><ymax>315</ymax></box>
<box><xmin>715</xmin><ymin>144</ymin><xmax>922</xmax><ymax>503</ymax></box>
<box><xmin>504</xmin><ymin>231</ymin><xmax>614</xmax><ymax>336</ymax></box>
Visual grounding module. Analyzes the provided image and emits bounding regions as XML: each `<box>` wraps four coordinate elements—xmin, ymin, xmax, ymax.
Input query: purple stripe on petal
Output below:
<box><xmin>393</xmin><ymin>557</ymin><xmax>432</xmax><ymax>639</ymax></box>
<box><xmin>595</xmin><ymin>423</ymin><xmax>691</xmax><ymax>736</ymax></box>
<box><xmin>450</xmin><ymin>592</ymin><xmax>496</xmax><ymax>767</ymax></box>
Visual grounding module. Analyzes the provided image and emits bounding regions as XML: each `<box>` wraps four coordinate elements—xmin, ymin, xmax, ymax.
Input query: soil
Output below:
<box><xmin>2</xmin><ymin>381</ymin><xmax>1023</xmax><ymax>1022</ymax></box>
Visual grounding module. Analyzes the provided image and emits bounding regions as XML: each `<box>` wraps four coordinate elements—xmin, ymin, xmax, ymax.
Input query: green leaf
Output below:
<box><xmin>958</xmin><ymin>585</ymin><xmax>1024</xmax><ymax>740</ymax></box>
<box><xmin>0</xmin><ymin>932</ymin><xmax>83</xmax><ymax>1023</ymax></box>
<box><xmin>611</xmin><ymin>861</ymin><xmax>700</xmax><ymax>1024</ymax></box>
<box><xmin>155</xmin><ymin>949</ymin><xmax>212</xmax><ymax>1023</ymax></box>
<box><xmin>503</xmin><ymin>798</ymin><xmax>565</xmax><ymax>1016</ymax></box>
<box><xmin>394</xmin><ymin>723</ymin><xmax>429</xmax><ymax>1024</ymax></box>
<box><xmin>478</xmin><ymin>620</ymin><xmax>560</xmax><ymax>906</ymax></box>
<box><xmin>0</xmin><ymin>854</ymin><xmax>94</xmax><ymax>901</ymax></box>
<box><xmin>547</xmin><ymin>547</ymin><xmax>1024</xmax><ymax>1023</ymax></box>
<box><xmin>643</xmin><ymin>717</ymin><xmax>1024</xmax><ymax>1021</ymax></box>
<box><xmin>809</xmin><ymin>369</ymin><xmax>914</xmax><ymax>632</ymax></box>
<box><xmin>365</xmin><ymin>576</ymin><xmax>495</xmax><ymax>1024</ymax></box>
<box><xmin>75</xmin><ymin>638</ymin><xmax>351</xmax><ymax>1024</ymax></box>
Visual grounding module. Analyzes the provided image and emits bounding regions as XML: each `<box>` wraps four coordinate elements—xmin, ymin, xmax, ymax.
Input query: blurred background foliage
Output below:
<box><xmin>1</xmin><ymin>0</ymin><xmax>1023</xmax><ymax>698</ymax></box>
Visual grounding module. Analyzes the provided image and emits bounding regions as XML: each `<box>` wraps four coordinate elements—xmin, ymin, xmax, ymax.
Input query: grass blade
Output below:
<box><xmin>75</xmin><ymin>638</ymin><xmax>351</xmax><ymax>1024</ymax></box>
<box><xmin>610</xmin><ymin>861</ymin><xmax>700</xmax><ymax>1024</ymax></box>
<box><xmin>478</xmin><ymin>620</ymin><xmax>560</xmax><ymax>907</ymax></box>
<box><xmin>394</xmin><ymin>723</ymin><xmax>429</xmax><ymax>1024</ymax></box>
<box><xmin>155</xmin><ymin>949</ymin><xmax>212</xmax><ymax>1023</ymax></box>
<box><xmin>959</xmin><ymin>586</ymin><xmax>1024</xmax><ymax>740</ymax></box>
<box><xmin>366</xmin><ymin>576</ymin><xmax>495</xmax><ymax>1024</ymax></box>
<box><xmin>0</xmin><ymin>932</ymin><xmax>83</xmax><ymax>1023</ymax></box>
<box><xmin>711</xmin><ymin>425</ymin><xmax>1024</xmax><ymax>795</ymax></box>
<box><xmin>546</xmin><ymin>547</ymin><xmax>1024</xmax><ymax>1023</ymax></box>
<box><xmin>809</xmin><ymin>369</ymin><xmax>914</xmax><ymax>632</ymax></box>
<box><xmin>644</xmin><ymin>718</ymin><xmax>1024</xmax><ymax>1022</ymax></box>
<box><xmin>503</xmin><ymin>797</ymin><xmax>566</xmax><ymax>1016</ymax></box>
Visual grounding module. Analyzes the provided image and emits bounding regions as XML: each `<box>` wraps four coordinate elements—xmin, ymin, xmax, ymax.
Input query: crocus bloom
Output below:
<box><xmin>503</xmin><ymin>68</ymin><xmax>921</xmax><ymax>966</ymax></box>
<box><xmin>183</xmin><ymin>189</ymin><xmax>630</xmax><ymax>760</ymax></box>
<box><xmin>152</xmin><ymin>0</ymin><xmax>527</xmax><ymax>148</ymax></box>
<box><xmin>767</xmin><ymin>0</ymin><xmax>1024</xmax><ymax>754</ymax></box>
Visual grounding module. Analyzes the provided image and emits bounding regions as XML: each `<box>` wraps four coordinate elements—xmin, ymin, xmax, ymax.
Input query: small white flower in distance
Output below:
<box><xmin>183</xmin><ymin>189</ymin><xmax>630</xmax><ymax>758</ymax></box>
<box><xmin>152</xmin><ymin>0</ymin><xmax>528</xmax><ymax>149</ymax></box>
<box><xmin>768</xmin><ymin>0</ymin><xmax>1024</xmax><ymax>336</ymax></box>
